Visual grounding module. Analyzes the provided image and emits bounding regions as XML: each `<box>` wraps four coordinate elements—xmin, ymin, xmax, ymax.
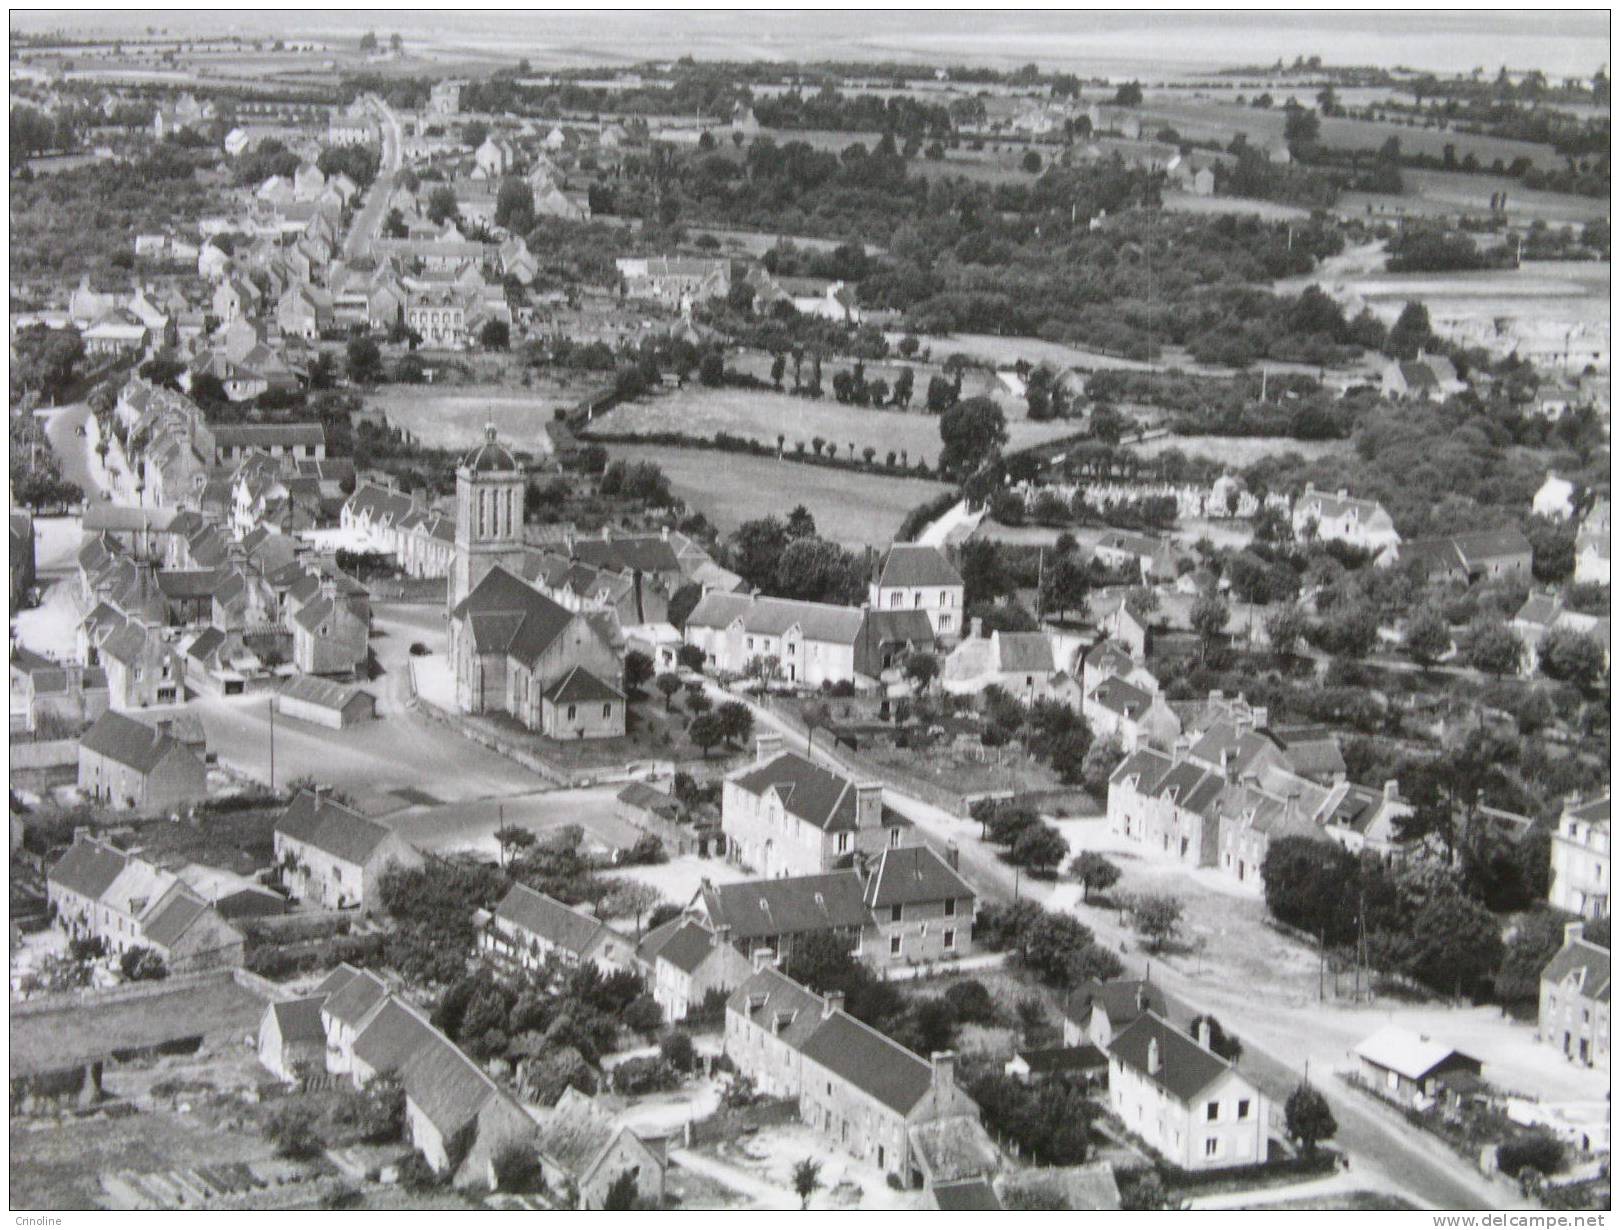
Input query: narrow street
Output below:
<box><xmin>342</xmin><ymin>96</ymin><xmax>402</xmax><ymax>262</ymax></box>
<box><xmin>734</xmin><ymin>692</ymin><xmax>1528</xmax><ymax>1211</ymax></box>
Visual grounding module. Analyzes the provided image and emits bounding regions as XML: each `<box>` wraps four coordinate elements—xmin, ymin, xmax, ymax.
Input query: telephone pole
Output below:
<box><xmin>268</xmin><ymin>697</ymin><xmax>276</xmax><ymax>792</ymax></box>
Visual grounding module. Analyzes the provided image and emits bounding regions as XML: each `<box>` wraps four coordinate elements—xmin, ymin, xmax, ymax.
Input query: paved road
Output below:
<box><xmin>734</xmin><ymin>693</ymin><xmax>1527</xmax><ymax>1211</ymax></box>
<box><xmin>343</xmin><ymin>96</ymin><xmax>402</xmax><ymax>262</ymax></box>
<box><xmin>41</xmin><ymin>401</ymin><xmax>97</xmax><ymax>497</ymax></box>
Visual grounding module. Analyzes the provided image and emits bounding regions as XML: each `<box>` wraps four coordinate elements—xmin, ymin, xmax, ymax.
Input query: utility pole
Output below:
<box><xmin>1318</xmin><ymin>926</ymin><xmax>1325</xmax><ymax>1002</ymax></box>
<box><xmin>268</xmin><ymin>697</ymin><xmax>275</xmax><ymax>792</ymax></box>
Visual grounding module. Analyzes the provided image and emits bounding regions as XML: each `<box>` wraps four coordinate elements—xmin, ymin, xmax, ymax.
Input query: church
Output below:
<box><xmin>447</xmin><ymin>427</ymin><xmax>627</xmax><ymax>739</ymax></box>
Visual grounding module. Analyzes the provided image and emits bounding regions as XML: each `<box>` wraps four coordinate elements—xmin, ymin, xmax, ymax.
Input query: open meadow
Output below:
<box><xmin>602</xmin><ymin>443</ymin><xmax>951</xmax><ymax>546</ymax></box>
<box><xmin>364</xmin><ymin>380</ymin><xmax>596</xmax><ymax>452</ymax></box>
<box><xmin>593</xmin><ymin>385</ymin><xmax>1077</xmax><ymax>465</ymax></box>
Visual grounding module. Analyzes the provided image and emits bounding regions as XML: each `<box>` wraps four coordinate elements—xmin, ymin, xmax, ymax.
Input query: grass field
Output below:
<box><xmin>1339</xmin><ymin>168</ymin><xmax>1608</xmax><ymax>227</ymax></box>
<box><xmin>595</xmin><ymin>386</ymin><xmax>1076</xmax><ymax>465</ymax></box>
<box><xmin>366</xmin><ymin>380</ymin><xmax>600</xmax><ymax>453</ymax></box>
<box><xmin>1163</xmin><ymin>191</ymin><xmax>1311</xmax><ymax>222</ymax></box>
<box><xmin>603</xmin><ymin>443</ymin><xmax>952</xmax><ymax>546</ymax></box>
<box><xmin>13</xmin><ymin>976</ymin><xmax>270</xmax><ymax>1075</ymax></box>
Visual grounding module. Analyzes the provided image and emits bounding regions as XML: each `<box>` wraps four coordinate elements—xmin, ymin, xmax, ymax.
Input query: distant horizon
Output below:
<box><xmin>10</xmin><ymin>9</ymin><xmax>1612</xmax><ymax>79</ymax></box>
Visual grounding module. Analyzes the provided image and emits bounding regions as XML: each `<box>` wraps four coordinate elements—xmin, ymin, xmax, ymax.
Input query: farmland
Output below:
<box><xmin>592</xmin><ymin>385</ymin><xmax>1077</xmax><ymax>465</ymax></box>
<box><xmin>1127</xmin><ymin>433</ymin><xmax>1353</xmax><ymax>466</ymax></box>
<box><xmin>364</xmin><ymin>380</ymin><xmax>597</xmax><ymax>453</ymax></box>
<box><xmin>602</xmin><ymin>443</ymin><xmax>951</xmax><ymax>546</ymax></box>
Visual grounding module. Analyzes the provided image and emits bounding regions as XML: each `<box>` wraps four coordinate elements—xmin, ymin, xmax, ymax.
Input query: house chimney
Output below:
<box><xmin>1172</xmin><ymin>735</ymin><xmax>1192</xmax><ymax>765</ymax></box>
<box><xmin>1564</xmin><ymin>921</ymin><xmax>1585</xmax><ymax>947</ymax></box>
<box><xmin>1196</xmin><ymin>1019</ymin><xmax>1212</xmax><ymax>1050</ymax></box>
<box><xmin>946</xmin><ymin>841</ymin><xmax>960</xmax><ymax>871</ymax></box>
<box><xmin>1384</xmin><ymin>779</ymin><xmax>1400</xmax><ymax>802</ymax></box>
<box><xmin>751</xmin><ymin>946</ymin><xmax>775</xmax><ymax>973</ymax></box>
<box><xmin>1146</xmin><ymin>1037</ymin><xmax>1161</xmax><ymax>1075</ymax></box>
<box><xmin>755</xmin><ymin>732</ymin><xmax>784</xmax><ymax>765</ymax></box>
<box><xmin>970</xmin><ymin>616</ymin><xmax>984</xmax><ymax>640</ymax></box>
<box><xmin>855</xmin><ymin>783</ymin><xmax>883</xmax><ymax>829</ymax></box>
<box><xmin>1284</xmin><ymin>789</ymin><xmax>1300</xmax><ymax>826</ymax></box>
<box><xmin>930</xmin><ymin>1051</ymin><xmax>956</xmax><ymax>1103</ymax></box>
<box><xmin>1219</xmin><ymin>748</ymin><xmax>1230</xmax><ymax>777</ymax></box>
<box><xmin>824</xmin><ymin>991</ymin><xmax>845</xmax><ymax>1019</ymax></box>
<box><xmin>713</xmin><ymin>923</ymin><xmax>732</xmax><ymax>948</ymax></box>
<box><xmin>1252</xmin><ymin>706</ymin><xmax>1269</xmax><ymax>729</ymax></box>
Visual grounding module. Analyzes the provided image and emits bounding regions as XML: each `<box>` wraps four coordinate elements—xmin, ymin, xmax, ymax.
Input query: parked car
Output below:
<box><xmin>408</xmin><ymin>642</ymin><xmax>430</xmax><ymax>656</ymax></box>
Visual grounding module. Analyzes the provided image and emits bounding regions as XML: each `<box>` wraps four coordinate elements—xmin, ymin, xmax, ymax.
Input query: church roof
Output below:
<box><xmin>461</xmin><ymin>424</ymin><xmax>519</xmax><ymax>473</ymax></box>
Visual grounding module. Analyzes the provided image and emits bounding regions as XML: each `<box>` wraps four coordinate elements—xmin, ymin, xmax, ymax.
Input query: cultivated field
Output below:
<box><xmin>602</xmin><ymin>443</ymin><xmax>952</xmax><ymax>546</ymax></box>
<box><xmin>595</xmin><ymin>386</ymin><xmax>1075</xmax><ymax>465</ymax></box>
<box><xmin>1163</xmin><ymin>191</ymin><xmax>1311</xmax><ymax>222</ymax></box>
<box><xmin>1339</xmin><ymin>168</ymin><xmax>1608</xmax><ymax>227</ymax></box>
<box><xmin>366</xmin><ymin>380</ymin><xmax>598</xmax><ymax>453</ymax></box>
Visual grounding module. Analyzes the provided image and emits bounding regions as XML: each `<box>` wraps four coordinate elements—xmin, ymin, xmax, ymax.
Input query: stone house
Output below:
<box><xmin>78</xmin><ymin>709</ymin><xmax>207</xmax><ymax>811</ymax></box>
<box><xmin>273</xmin><ymin>790</ymin><xmax>422</xmax><ymax>911</ymax></box>
<box><xmin>479</xmin><ymin>882</ymin><xmax>637</xmax><ymax>975</ymax></box>
<box><xmin>1539</xmin><ymin>921</ymin><xmax>1610</xmax><ymax>1073</ymax></box>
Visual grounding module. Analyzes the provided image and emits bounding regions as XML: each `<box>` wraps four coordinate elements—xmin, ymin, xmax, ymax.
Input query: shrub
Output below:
<box><xmin>492</xmin><ymin>1140</ymin><xmax>544</xmax><ymax>1192</ymax></box>
<box><xmin>942</xmin><ymin>979</ymin><xmax>998</xmax><ymax>1026</ymax></box>
<box><xmin>264</xmin><ymin>1104</ymin><xmax>322</xmax><ymax>1159</ymax></box>
<box><xmin>1497</xmin><ymin>1132</ymin><xmax>1564</xmax><ymax>1178</ymax></box>
<box><xmin>624</xmin><ymin>995</ymin><xmax>665</xmax><ymax>1034</ymax></box>
<box><xmin>397</xmin><ymin>1151</ymin><xmax>443</xmax><ymax>1192</ymax></box>
<box><xmin>614</xmin><ymin>1056</ymin><xmax>678</xmax><ymax>1095</ymax></box>
<box><xmin>659</xmin><ymin>1030</ymin><xmax>698</xmax><ymax>1074</ymax></box>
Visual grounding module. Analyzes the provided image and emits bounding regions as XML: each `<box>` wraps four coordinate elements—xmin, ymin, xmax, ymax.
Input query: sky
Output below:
<box><xmin>11</xmin><ymin>10</ymin><xmax>1612</xmax><ymax>79</ymax></box>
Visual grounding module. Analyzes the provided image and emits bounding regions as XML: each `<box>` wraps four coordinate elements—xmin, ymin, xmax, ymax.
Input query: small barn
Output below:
<box><xmin>275</xmin><ymin>674</ymin><xmax>377</xmax><ymax>729</ymax></box>
<box><xmin>257</xmin><ymin>996</ymin><xmax>328</xmax><ymax>1081</ymax></box>
<box><xmin>1353</xmin><ymin>1026</ymin><xmax>1483</xmax><ymax>1106</ymax></box>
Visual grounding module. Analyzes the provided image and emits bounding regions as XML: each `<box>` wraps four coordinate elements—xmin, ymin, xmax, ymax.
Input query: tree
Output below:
<box><xmin>939</xmin><ymin>396</ymin><xmax>1008</xmax><ymax>476</ymax></box>
<box><xmin>604</xmin><ymin>882</ymin><xmax>663</xmax><ymax>938</ymax></box>
<box><xmin>669</xmin><ymin>586</ymin><xmax>705</xmax><ymax>632</ymax></box>
<box><xmin>1497</xmin><ymin>1132</ymin><xmax>1565</xmax><ymax>1179</ymax></box>
<box><xmin>495</xmin><ymin>177</ymin><xmax>535</xmax><ymax>233</ymax></box>
<box><xmin>623</xmin><ymin>650</ymin><xmax>654</xmax><ymax>696</ymax></box>
<box><xmin>1285</xmin><ymin>1082</ymin><xmax>1337</xmax><ymax>1156</ymax></box>
<box><xmin>1460</xmin><ymin>615</ymin><xmax>1522</xmax><ymax>676</ymax></box>
<box><xmin>479</xmin><ymin>319</ymin><xmax>510</xmax><ymax>350</ymax></box>
<box><xmin>1131</xmin><ymin>893</ymin><xmax>1184</xmax><ymax>952</ymax></box>
<box><xmin>426</xmin><ymin>184</ymin><xmax>459</xmax><ymax>225</ymax></box>
<box><xmin>903</xmin><ymin>651</ymin><xmax>940</xmax><ymax>693</ymax></box>
<box><xmin>1188</xmin><ymin>1014</ymin><xmax>1243</xmax><ymax>1061</ymax></box>
<box><xmin>1022</xmin><ymin>149</ymin><xmax>1043</xmax><ymax>174</ymax></box>
<box><xmin>1539</xmin><ymin>626</ymin><xmax>1607</xmax><ymax>692</ymax></box>
<box><xmin>1123</xmin><ymin>586</ymin><xmax>1160</xmax><ymax>622</ymax></box>
<box><xmin>792</xmin><ymin>1157</ymin><xmax>822</xmax><ymax>1209</ymax></box>
<box><xmin>1011</xmin><ymin>823</ymin><xmax>1069</xmax><ymax>875</ymax></box>
<box><xmin>1386</xmin><ymin>300</ymin><xmax>1434</xmax><ymax>359</ymax></box>
<box><xmin>1113</xmin><ymin>81</ymin><xmax>1144</xmax><ymax>106</ymax></box>
<box><xmin>346</xmin><ymin>335</ymin><xmax>383</xmax><ymax>384</ymax></box>
<box><xmin>689</xmin><ymin>712</ymin><xmax>724</xmax><ymax>757</ymax></box>
<box><xmin>676</xmin><ymin>642</ymin><xmax>706</xmax><ymax>672</ymax></box>
<box><xmin>1190</xmin><ymin>593</ymin><xmax>1230</xmax><ymax>661</ymax></box>
<box><xmin>1496</xmin><ymin>911</ymin><xmax>1572</xmax><ymax>1007</ymax></box>
<box><xmin>1264</xmin><ymin>603</ymin><xmax>1308</xmax><ymax>659</ymax></box>
<box><xmin>1070</xmin><ymin>851</ymin><xmax>1122</xmax><ymax>902</ymax></box>
<box><xmin>1405</xmin><ymin>603</ymin><xmax>1452</xmax><ymax>668</ymax></box>
<box><xmin>265</xmin><ymin>1104</ymin><xmax>322</xmax><ymax>1159</ymax></box>
<box><xmin>120</xmin><ymin>945</ymin><xmax>167</xmax><ymax>981</ymax></box>
<box><xmin>1039</xmin><ymin>551</ymin><xmax>1090</xmax><ymax>620</ymax></box>
<box><xmin>659</xmin><ymin>1028</ymin><xmax>698</xmax><ymax>1073</ymax></box>
<box><xmin>494</xmin><ymin>824</ymin><xmax>536</xmax><ymax>867</ymax></box>
<box><xmin>716</xmin><ymin>701</ymin><xmax>753</xmax><ymax>747</ymax></box>
<box><xmin>892</xmin><ymin>366</ymin><xmax>915</xmax><ymax>408</ymax></box>
<box><xmin>699</xmin><ymin>351</ymin><xmax>725</xmax><ymax>386</ymax></box>
<box><xmin>655</xmin><ymin>672</ymin><xmax>682</xmax><ymax>709</ymax></box>
<box><xmin>359</xmin><ymin>30</ymin><xmax>378</xmax><ymax>51</ymax></box>
<box><xmin>492</xmin><ymin>1141</ymin><xmax>543</xmax><ymax>1192</ymax></box>
<box><xmin>603</xmin><ymin>1170</ymin><xmax>640</xmax><ymax>1210</ymax></box>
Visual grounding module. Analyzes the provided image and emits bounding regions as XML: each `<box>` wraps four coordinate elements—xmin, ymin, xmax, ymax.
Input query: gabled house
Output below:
<box><xmin>292</xmin><ymin>577</ymin><xmax>371</xmax><ymax>678</ymax></box>
<box><xmin>535</xmin><ymin>1087</ymin><xmax>667</xmax><ymax>1209</ymax></box>
<box><xmin>1539</xmin><ymin>921</ymin><xmax>1610</xmax><ymax>1072</ymax></box>
<box><xmin>1084</xmin><ymin>675</ymin><xmax>1181</xmax><ymax>753</ymax></box>
<box><xmin>722</xmin><ymin>736</ymin><xmax>913</xmax><ymax>878</ymax></box>
<box><xmin>1549</xmin><ymin>796</ymin><xmax>1610</xmax><ymax>920</ymax></box>
<box><xmin>636</xmin><ymin>914</ymin><xmax>754</xmax><ymax>1022</ymax></box>
<box><xmin>867</xmin><ymin>544</ymin><xmax>965</xmax><ymax>641</ymax></box>
<box><xmin>1292</xmin><ymin>485</ymin><xmax>1401</xmax><ymax>555</ymax></box>
<box><xmin>480</xmin><ymin>882</ymin><xmax>636</xmax><ymax>975</ymax></box>
<box><xmin>1352</xmin><ymin>1025</ymin><xmax>1482</xmax><ymax>1106</ymax></box>
<box><xmin>273</xmin><ymin>789</ymin><xmax>422</xmax><ymax>911</ymax></box>
<box><xmin>1107</xmin><ymin>1012</ymin><xmax>1268</xmax><ymax>1171</ymax></box>
<box><xmin>78</xmin><ymin>709</ymin><xmax>208</xmax><ymax>811</ymax></box>
<box><xmin>1574</xmin><ymin>498</ymin><xmax>1610</xmax><ymax>586</ymax></box>
<box><xmin>1062</xmin><ymin>977</ymin><xmax>1171</xmax><ymax>1048</ymax></box>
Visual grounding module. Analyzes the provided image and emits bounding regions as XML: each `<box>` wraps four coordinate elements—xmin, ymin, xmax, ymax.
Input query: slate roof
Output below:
<box><xmin>493</xmin><ymin>883</ymin><xmax>612</xmax><ymax>956</ymax></box>
<box><xmin>452</xmin><ymin>566</ymin><xmax>578</xmax><ymax>669</ymax></box>
<box><xmin>996</xmin><ymin>632</ymin><xmax>1055</xmax><ymax>673</ymax></box>
<box><xmin>399</xmin><ymin>1032</ymin><xmax>497</xmax><ymax>1138</ymax></box>
<box><xmin>276</xmin><ymin>791</ymin><xmax>397</xmax><ymax>866</ymax></box>
<box><xmin>1569</xmin><ymin>797</ymin><xmax>1611</xmax><ymax>825</ymax></box>
<box><xmin>617</xmin><ymin>781</ymin><xmax>682</xmax><ymax>820</ymax></box>
<box><xmin>1541</xmin><ymin>937</ymin><xmax>1612</xmax><ymax>1002</ymax></box>
<box><xmin>543</xmin><ymin>665</ymin><xmax>623</xmax><ymax>705</ymax></box>
<box><xmin>210</xmin><ymin>423</ymin><xmax>325</xmax><ymax>450</ymax></box>
<box><xmin>684</xmin><ymin>592</ymin><xmax>866</xmax><ymax>643</ymax></box>
<box><xmin>732</xmin><ymin>751</ymin><xmax>869</xmax><ymax>833</ymax></box>
<box><xmin>863</xmin><ymin>608</ymin><xmax>936</xmax><ymax>645</ymax></box>
<box><xmin>280</xmin><ymin>673</ymin><xmax>370</xmax><ymax>711</ymax></box>
<box><xmin>79</xmin><ymin>710</ymin><xmax>192</xmax><ymax>774</ymax></box>
<box><xmin>537</xmin><ymin>1087</ymin><xmax>619</xmax><ymax>1178</ymax></box>
<box><xmin>1108</xmin><ymin>1011</ymin><xmax>1233</xmax><ymax>1103</ymax></box>
<box><xmin>640</xmin><ymin>917</ymin><xmax>718</xmax><ymax>975</ymax></box>
<box><xmin>571</xmin><ymin>535</ymin><xmax>681</xmax><ymax>576</ymax></box>
<box><xmin>727</xmin><ymin>966</ymin><xmax>827</xmax><ymax>1049</ymax></box>
<box><xmin>1089</xmin><ymin>676</ymin><xmax>1153</xmax><ymax>719</ymax></box>
<box><xmin>1014</xmin><ymin>1044</ymin><xmax>1110</xmax><ymax>1075</ymax></box>
<box><xmin>48</xmin><ymin>838</ymin><xmax>131</xmax><ymax>899</ymax></box>
<box><xmin>799</xmin><ymin>1010</ymin><xmax>935</xmax><ymax>1114</ymax></box>
<box><xmin>861</xmin><ymin>846</ymin><xmax>974</xmax><ymax>909</ymax></box>
<box><xmin>352</xmin><ymin>996</ymin><xmax>441</xmax><ymax>1075</ymax></box>
<box><xmin>705</xmin><ymin>872</ymin><xmax>872</xmax><ymax>938</ymax></box>
<box><xmin>185</xmin><ymin>626</ymin><xmax>226</xmax><ymax>663</ymax></box>
<box><xmin>270</xmin><ymin>995</ymin><xmax>329</xmax><ymax>1044</ymax></box>
<box><xmin>140</xmin><ymin>882</ymin><xmax>214</xmax><ymax>950</ymax></box>
<box><xmin>930</xmin><ymin>1178</ymin><xmax>1002</xmax><ymax>1211</ymax></box>
<box><xmin>321</xmin><ymin>966</ymin><xmax>392</xmax><ymax>1027</ymax></box>
<box><xmin>876</xmin><ymin>544</ymin><xmax>963</xmax><ymax>589</ymax></box>
<box><xmin>1109</xmin><ymin>747</ymin><xmax>1173</xmax><ymax>792</ymax></box>
<box><xmin>1062</xmin><ymin>978</ymin><xmax>1169</xmax><ymax>1031</ymax></box>
<box><xmin>1451</xmin><ymin>528</ymin><xmax>1532</xmax><ymax>564</ymax></box>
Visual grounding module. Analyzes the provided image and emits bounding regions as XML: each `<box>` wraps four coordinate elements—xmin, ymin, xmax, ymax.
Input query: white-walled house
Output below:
<box><xmin>1292</xmin><ymin>485</ymin><xmax>1401</xmax><ymax>555</ymax></box>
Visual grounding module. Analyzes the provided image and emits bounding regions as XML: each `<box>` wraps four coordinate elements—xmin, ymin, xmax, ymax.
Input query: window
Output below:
<box><xmin>940</xmin><ymin>614</ymin><xmax>952</xmax><ymax>630</ymax></box>
<box><xmin>943</xmin><ymin>929</ymin><xmax>955</xmax><ymax>951</ymax></box>
<box><xmin>889</xmin><ymin>935</ymin><xmax>901</xmax><ymax>957</ymax></box>
<box><xmin>944</xmin><ymin>898</ymin><xmax>956</xmax><ymax>917</ymax></box>
<box><xmin>837</xmin><ymin>833</ymin><xmax>851</xmax><ymax>854</ymax></box>
<box><xmin>890</xmin><ymin>904</ymin><xmax>903</xmax><ymax>923</ymax></box>
<box><xmin>1206</xmin><ymin>1101</ymin><xmax>1220</xmax><ymax>1122</ymax></box>
<box><xmin>889</xmin><ymin>828</ymin><xmax>901</xmax><ymax>848</ymax></box>
<box><xmin>1237</xmin><ymin>1099</ymin><xmax>1251</xmax><ymax>1120</ymax></box>
<box><xmin>567</xmin><ymin>704</ymin><xmax>577</xmax><ymax>721</ymax></box>
<box><xmin>1204</xmin><ymin>1138</ymin><xmax>1220</xmax><ymax>1158</ymax></box>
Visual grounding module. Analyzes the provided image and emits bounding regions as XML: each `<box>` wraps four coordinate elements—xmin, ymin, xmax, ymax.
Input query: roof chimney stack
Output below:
<box><xmin>1196</xmin><ymin>1019</ymin><xmax>1212</xmax><ymax>1051</ymax></box>
<box><xmin>1565</xmin><ymin>921</ymin><xmax>1585</xmax><ymax>947</ymax></box>
<box><xmin>855</xmin><ymin>782</ymin><xmax>883</xmax><ymax>830</ymax></box>
<box><xmin>755</xmin><ymin>732</ymin><xmax>784</xmax><ymax>766</ymax></box>
<box><xmin>1146</xmin><ymin>1037</ymin><xmax>1161</xmax><ymax>1075</ymax></box>
<box><xmin>751</xmin><ymin>946</ymin><xmax>775</xmax><ymax>973</ymax></box>
<box><xmin>824</xmin><ymin>990</ymin><xmax>845</xmax><ymax>1019</ymax></box>
<box><xmin>946</xmin><ymin>841</ymin><xmax>960</xmax><ymax>871</ymax></box>
<box><xmin>930</xmin><ymin>1050</ymin><xmax>956</xmax><ymax>1104</ymax></box>
<box><xmin>1384</xmin><ymin>779</ymin><xmax>1400</xmax><ymax>802</ymax></box>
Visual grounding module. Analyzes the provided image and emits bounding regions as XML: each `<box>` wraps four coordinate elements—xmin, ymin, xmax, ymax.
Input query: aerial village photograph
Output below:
<box><xmin>4</xmin><ymin>5</ymin><xmax>1612</xmax><ymax>1218</ymax></box>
